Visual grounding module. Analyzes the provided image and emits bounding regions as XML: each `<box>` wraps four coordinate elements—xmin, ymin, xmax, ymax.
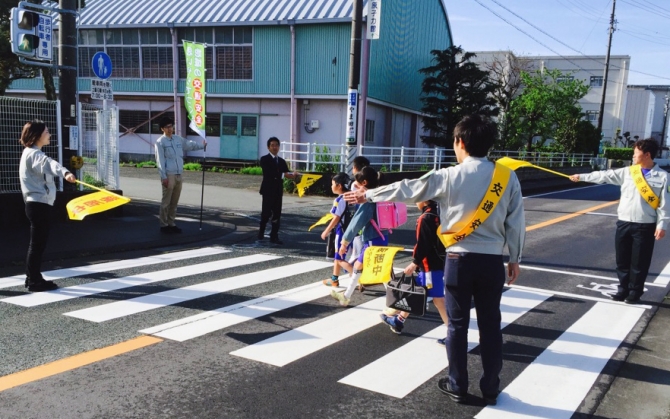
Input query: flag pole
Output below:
<box><xmin>200</xmin><ymin>145</ymin><xmax>205</xmax><ymax>231</ymax></box>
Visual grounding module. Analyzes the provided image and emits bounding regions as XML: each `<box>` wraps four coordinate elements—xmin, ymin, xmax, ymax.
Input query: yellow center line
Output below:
<box><xmin>526</xmin><ymin>200</ymin><xmax>619</xmax><ymax>232</ymax></box>
<box><xmin>0</xmin><ymin>336</ymin><xmax>162</xmax><ymax>393</ymax></box>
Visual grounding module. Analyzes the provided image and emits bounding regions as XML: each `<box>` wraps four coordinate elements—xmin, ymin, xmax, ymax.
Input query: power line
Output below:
<box><xmin>619</xmin><ymin>0</ymin><xmax>670</xmax><ymax>19</ymax></box>
<box><xmin>618</xmin><ymin>29</ymin><xmax>670</xmax><ymax>46</ymax></box>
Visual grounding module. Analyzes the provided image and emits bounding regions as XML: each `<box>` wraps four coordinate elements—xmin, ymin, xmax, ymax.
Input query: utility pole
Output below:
<box><xmin>59</xmin><ymin>0</ymin><xmax>78</xmax><ymax>187</ymax></box>
<box><xmin>596</xmin><ymin>0</ymin><xmax>616</xmax><ymax>155</ymax></box>
<box><xmin>345</xmin><ymin>0</ymin><xmax>363</xmax><ymax>176</ymax></box>
<box><xmin>662</xmin><ymin>93</ymin><xmax>669</xmax><ymax>154</ymax></box>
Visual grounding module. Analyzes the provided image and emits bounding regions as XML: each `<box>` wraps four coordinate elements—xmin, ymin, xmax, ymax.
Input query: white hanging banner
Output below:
<box><xmin>367</xmin><ymin>0</ymin><xmax>381</xmax><ymax>40</ymax></box>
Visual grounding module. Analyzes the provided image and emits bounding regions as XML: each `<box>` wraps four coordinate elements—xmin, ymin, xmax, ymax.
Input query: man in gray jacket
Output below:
<box><xmin>570</xmin><ymin>138</ymin><xmax>668</xmax><ymax>303</ymax></box>
<box><xmin>155</xmin><ymin>117</ymin><xmax>206</xmax><ymax>233</ymax></box>
<box><xmin>345</xmin><ymin>114</ymin><xmax>525</xmax><ymax>406</ymax></box>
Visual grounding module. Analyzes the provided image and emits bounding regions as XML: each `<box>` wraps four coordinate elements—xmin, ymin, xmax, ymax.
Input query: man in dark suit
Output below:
<box><xmin>259</xmin><ymin>137</ymin><xmax>297</xmax><ymax>245</ymax></box>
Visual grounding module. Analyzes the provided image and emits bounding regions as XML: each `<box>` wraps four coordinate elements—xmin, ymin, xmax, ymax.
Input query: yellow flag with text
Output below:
<box><xmin>296</xmin><ymin>174</ymin><xmax>322</xmax><ymax>198</ymax></box>
<box><xmin>496</xmin><ymin>157</ymin><xmax>571</xmax><ymax>179</ymax></box>
<box><xmin>359</xmin><ymin>246</ymin><xmax>404</xmax><ymax>285</ymax></box>
<box><xmin>67</xmin><ymin>181</ymin><xmax>131</xmax><ymax>220</ymax></box>
<box><xmin>308</xmin><ymin>213</ymin><xmax>334</xmax><ymax>231</ymax></box>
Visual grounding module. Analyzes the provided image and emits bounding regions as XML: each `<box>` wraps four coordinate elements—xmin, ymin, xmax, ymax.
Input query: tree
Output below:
<box><xmin>419</xmin><ymin>46</ymin><xmax>499</xmax><ymax>148</ymax></box>
<box><xmin>507</xmin><ymin>69</ymin><xmax>590</xmax><ymax>152</ymax></box>
<box><xmin>481</xmin><ymin>52</ymin><xmax>533</xmax><ymax>149</ymax></box>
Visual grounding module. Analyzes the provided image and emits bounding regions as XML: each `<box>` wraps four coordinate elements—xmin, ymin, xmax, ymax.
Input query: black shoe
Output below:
<box><xmin>169</xmin><ymin>226</ymin><xmax>182</xmax><ymax>234</ymax></box>
<box><xmin>27</xmin><ymin>281</ymin><xmax>58</xmax><ymax>292</ymax></box>
<box><xmin>437</xmin><ymin>378</ymin><xmax>466</xmax><ymax>403</ymax></box>
<box><xmin>257</xmin><ymin>232</ymin><xmax>265</xmax><ymax>240</ymax></box>
<box><xmin>624</xmin><ymin>293</ymin><xmax>640</xmax><ymax>304</ymax></box>
<box><xmin>482</xmin><ymin>391</ymin><xmax>500</xmax><ymax>406</ymax></box>
<box><xmin>270</xmin><ymin>238</ymin><xmax>284</xmax><ymax>245</ymax></box>
<box><xmin>160</xmin><ymin>226</ymin><xmax>172</xmax><ymax>234</ymax></box>
<box><xmin>610</xmin><ymin>292</ymin><xmax>628</xmax><ymax>302</ymax></box>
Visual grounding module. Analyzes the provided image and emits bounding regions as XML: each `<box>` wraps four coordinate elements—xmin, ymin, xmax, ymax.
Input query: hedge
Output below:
<box><xmin>603</xmin><ymin>148</ymin><xmax>633</xmax><ymax>160</ymax></box>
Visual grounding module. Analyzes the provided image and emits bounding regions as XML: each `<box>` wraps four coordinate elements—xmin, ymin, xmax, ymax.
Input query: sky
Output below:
<box><xmin>444</xmin><ymin>0</ymin><xmax>670</xmax><ymax>86</ymax></box>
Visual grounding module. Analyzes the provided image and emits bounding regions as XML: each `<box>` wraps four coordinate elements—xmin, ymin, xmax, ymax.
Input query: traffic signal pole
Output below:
<box><xmin>59</xmin><ymin>0</ymin><xmax>78</xmax><ymax>183</ymax></box>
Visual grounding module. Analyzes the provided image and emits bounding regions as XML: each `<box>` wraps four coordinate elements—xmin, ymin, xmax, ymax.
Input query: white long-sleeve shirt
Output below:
<box><xmin>364</xmin><ymin>156</ymin><xmax>526</xmax><ymax>262</ymax></box>
<box><xmin>155</xmin><ymin>135</ymin><xmax>204</xmax><ymax>180</ymax></box>
<box><xmin>579</xmin><ymin>165</ymin><xmax>670</xmax><ymax>230</ymax></box>
<box><xmin>19</xmin><ymin>146</ymin><xmax>70</xmax><ymax>205</ymax></box>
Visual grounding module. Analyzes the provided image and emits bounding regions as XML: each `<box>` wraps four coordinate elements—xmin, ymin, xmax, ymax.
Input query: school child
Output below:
<box><xmin>348</xmin><ymin>156</ymin><xmax>370</xmax><ymax>290</ymax></box>
<box><xmin>380</xmin><ymin>200</ymin><xmax>449</xmax><ymax>342</ymax></box>
<box><xmin>321</xmin><ymin>173</ymin><xmax>354</xmax><ymax>287</ymax></box>
<box><xmin>331</xmin><ymin>167</ymin><xmax>388</xmax><ymax>306</ymax></box>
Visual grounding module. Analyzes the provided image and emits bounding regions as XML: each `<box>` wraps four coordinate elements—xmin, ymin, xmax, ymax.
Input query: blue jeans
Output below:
<box><xmin>443</xmin><ymin>252</ymin><xmax>505</xmax><ymax>396</ymax></box>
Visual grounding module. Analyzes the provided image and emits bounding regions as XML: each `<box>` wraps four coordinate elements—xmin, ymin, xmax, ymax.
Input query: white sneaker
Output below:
<box><xmin>330</xmin><ymin>290</ymin><xmax>350</xmax><ymax>307</ymax></box>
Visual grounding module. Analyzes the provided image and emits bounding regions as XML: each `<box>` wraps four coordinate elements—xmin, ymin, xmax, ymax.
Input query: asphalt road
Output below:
<box><xmin>0</xmin><ymin>172</ymin><xmax>669</xmax><ymax>419</ymax></box>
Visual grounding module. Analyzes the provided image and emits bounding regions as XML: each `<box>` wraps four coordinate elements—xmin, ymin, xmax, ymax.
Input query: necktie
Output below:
<box><xmin>274</xmin><ymin>156</ymin><xmax>278</xmax><ymax>165</ymax></box>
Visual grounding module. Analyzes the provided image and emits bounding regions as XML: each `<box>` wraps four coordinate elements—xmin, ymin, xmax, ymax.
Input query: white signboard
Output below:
<box><xmin>346</xmin><ymin>89</ymin><xmax>358</xmax><ymax>145</ymax></box>
<box><xmin>69</xmin><ymin>125</ymin><xmax>79</xmax><ymax>150</ymax></box>
<box><xmin>91</xmin><ymin>79</ymin><xmax>113</xmax><ymax>100</ymax></box>
<box><xmin>367</xmin><ymin>0</ymin><xmax>381</xmax><ymax>40</ymax></box>
<box><xmin>36</xmin><ymin>14</ymin><xmax>52</xmax><ymax>60</ymax></box>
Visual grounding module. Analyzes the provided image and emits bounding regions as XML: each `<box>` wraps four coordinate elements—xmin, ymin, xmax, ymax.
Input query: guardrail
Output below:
<box><xmin>279</xmin><ymin>142</ymin><xmax>593</xmax><ymax>172</ymax></box>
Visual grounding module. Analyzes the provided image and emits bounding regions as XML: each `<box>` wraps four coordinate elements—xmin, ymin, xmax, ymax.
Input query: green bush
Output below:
<box><xmin>313</xmin><ymin>145</ymin><xmax>340</xmax><ymax>173</ymax></box>
<box><xmin>283</xmin><ymin>177</ymin><xmax>296</xmax><ymax>194</ymax></box>
<box><xmin>183</xmin><ymin>162</ymin><xmax>202</xmax><ymax>171</ymax></box>
<box><xmin>82</xmin><ymin>174</ymin><xmax>106</xmax><ymax>189</ymax></box>
<box><xmin>604</xmin><ymin>148</ymin><xmax>633</xmax><ymax>160</ymax></box>
<box><xmin>240</xmin><ymin>166</ymin><xmax>262</xmax><ymax>175</ymax></box>
<box><xmin>137</xmin><ymin>161</ymin><xmax>156</xmax><ymax>168</ymax></box>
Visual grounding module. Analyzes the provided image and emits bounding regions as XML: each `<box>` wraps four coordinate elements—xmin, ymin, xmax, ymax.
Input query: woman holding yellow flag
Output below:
<box><xmin>19</xmin><ymin>120</ymin><xmax>76</xmax><ymax>292</ymax></box>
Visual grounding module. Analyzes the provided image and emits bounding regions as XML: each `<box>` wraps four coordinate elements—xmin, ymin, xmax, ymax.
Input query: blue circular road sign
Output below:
<box><xmin>92</xmin><ymin>52</ymin><xmax>112</xmax><ymax>79</ymax></box>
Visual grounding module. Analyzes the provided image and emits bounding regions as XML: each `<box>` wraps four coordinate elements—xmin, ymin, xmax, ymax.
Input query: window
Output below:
<box><xmin>178</xmin><ymin>48</ymin><xmax>214</xmax><ymax>80</ymax></box>
<box><xmin>585</xmin><ymin>110</ymin><xmax>599</xmax><ymax>123</ymax></box>
<box><xmin>214</xmin><ymin>27</ymin><xmax>252</xmax><ymax>80</ymax></box>
<box><xmin>222</xmin><ymin>115</ymin><xmax>237</xmax><ymax>135</ymax></box>
<box><xmin>107</xmin><ymin>47</ymin><xmax>140</xmax><ymax>78</ymax></box>
<box><xmin>590</xmin><ymin>76</ymin><xmax>603</xmax><ymax>87</ymax></box>
<box><xmin>79</xmin><ymin>46</ymin><xmax>104</xmax><ymax>77</ymax></box>
<box><xmin>119</xmin><ymin>110</ymin><xmax>150</xmax><ymax>134</ymax></box>
<box><xmin>79</xmin><ymin>29</ymin><xmax>103</xmax><ymax>45</ymax></box>
<box><xmin>186</xmin><ymin>113</ymin><xmax>221</xmax><ymax>136</ymax></box>
<box><xmin>142</xmin><ymin>47</ymin><xmax>173</xmax><ymax>79</ymax></box>
<box><xmin>365</xmin><ymin>119</ymin><xmax>375</xmax><ymax>143</ymax></box>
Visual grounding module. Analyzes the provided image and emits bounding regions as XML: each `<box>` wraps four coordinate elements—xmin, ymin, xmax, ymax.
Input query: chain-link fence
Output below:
<box><xmin>79</xmin><ymin>103</ymin><xmax>120</xmax><ymax>190</ymax></box>
<box><xmin>0</xmin><ymin>97</ymin><xmax>61</xmax><ymax>193</ymax></box>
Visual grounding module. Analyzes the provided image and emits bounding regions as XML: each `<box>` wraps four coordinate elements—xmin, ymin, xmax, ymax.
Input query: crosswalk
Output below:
<box><xmin>0</xmin><ymin>245</ymin><xmax>651</xmax><ymax>418</ymax></box>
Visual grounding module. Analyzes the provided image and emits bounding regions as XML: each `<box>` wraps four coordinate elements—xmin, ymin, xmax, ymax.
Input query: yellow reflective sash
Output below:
<box><xmin>437</xmin><ymin>163</ymin><xmax>511</xmax><ymax>248</ymax></box>
<box><xmin>630</xmin><ymin>165</ymin><xmax>659</xmax><ymax>210</ymax></box>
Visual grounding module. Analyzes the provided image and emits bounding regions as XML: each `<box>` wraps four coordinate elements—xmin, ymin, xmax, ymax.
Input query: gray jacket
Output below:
<box><xmin>155</xmin><ymin>134</ymin><xmax>205</xmax><ymax>179</ymax></box>
<box><xmin>19</xmin><ymin>146</ymin><xmax>70</xmax><ymax>206</ymax></box>
<box><xmin>364</xmin><ymin>156</ymin><xmax>526</xmax><ymax>262</ymax></box>
<box><xmin>579</xmin><ymin>165</ymin><xmax>670</xmax><ymax>230</ymax></box>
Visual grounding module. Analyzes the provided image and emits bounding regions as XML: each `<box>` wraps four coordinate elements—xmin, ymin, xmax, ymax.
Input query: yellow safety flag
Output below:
<box><xmin>67</xmin><ymin>180</ymin><xmax>131</xmax><ymax>220</ymax></box>
<box><xmin>359</xmin><ymin>246</ymin><xmax>404</xmax><ymax>285</ymax></box>
<box><xmin>295</xmin><ymin>174</ymin><xmax>322</xmax><ymax>198</ymax></box>
<box><xmin>308</xmin><ymin>213</ymin><xmax>334</xmax><ymax>231</ymax></box>
<box><xmin>496</xmin><ymin>156</ymin><xmax>571</xmax><ymax>179</ymax></box>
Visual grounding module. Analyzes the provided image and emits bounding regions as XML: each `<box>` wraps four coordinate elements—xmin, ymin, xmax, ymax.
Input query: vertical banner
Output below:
<box><xmin>367</xmin><ymin>0</ymin><xmax>381</xmax><ymax>40</ymax></box>
<box><xmin>184</xmin><ymin>41</ymin><xmax>206</xmax><ymax>138</ymax></box>
<box><xmin>346</xmin><ymin>89</ymin><xmax>358</xmax><ymax>145</ymax></box>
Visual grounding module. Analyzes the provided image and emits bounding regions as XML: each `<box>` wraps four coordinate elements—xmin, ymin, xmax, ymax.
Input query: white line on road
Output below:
<box><xmin>476</xmin><ymin>302</ymin><xmax>645</xmax><ymax>419</ymax></box>
<box><xmin>0</xmin><ymin>247</ymin><xmax>230</xmax><ymax>290</ymax></box>
<box><xmin>65</xmin><ymin>261</ymin><xmax>332</xmax><ymax>323</ymax></box>
<box><xmin>1</xmin><ymin>254</ymin><xmax>280</xmax><ymax>308</ymax></box>
<box><xmin>339</xmin><ymin>289</ymin><xmax>549</xmax><ymax>398</ymax></box>
<box><xmin>519</xmin><ymin>264</ymin><xmax>665</xmax><ymax>288</ymax></box>
<box><xmin>652</xmin><ymin>259</ymin><xmax>670</xmax><ymax>285</ymax></box>
<box><xmin>509</xmin><ymin>284</ymin><xmax>653</xmax><ymax>309</ymax></box>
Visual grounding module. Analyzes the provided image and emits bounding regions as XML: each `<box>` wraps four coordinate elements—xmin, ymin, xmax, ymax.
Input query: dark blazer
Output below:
<box><xmin>259</xmin><ymin>153</ymin><xmax>289</xmax><ymax>195</ymax></box>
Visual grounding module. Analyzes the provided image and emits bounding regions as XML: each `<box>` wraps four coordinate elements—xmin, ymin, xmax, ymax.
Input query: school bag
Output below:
<box><xmin>370</xmin><ymin>201</ymin><xmax>407</xmax><ymax>237</ymax></box>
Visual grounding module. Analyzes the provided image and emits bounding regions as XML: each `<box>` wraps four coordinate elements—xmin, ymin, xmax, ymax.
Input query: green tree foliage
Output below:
<box><xmin>419</xmin><ymin>46</ymin><xmax>499</xmax><ymax>148</ymax></box>
<box><xmin>507</xmin><ymin>69</ymin><xmax>590</xmax><ymax>152</ymax></box>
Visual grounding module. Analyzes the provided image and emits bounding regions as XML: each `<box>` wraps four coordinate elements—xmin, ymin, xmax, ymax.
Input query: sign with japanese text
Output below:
<box><xmin>346</xmin><ymin>89</ymin><xmax>358</xmax><ymax>145</ymax></box>
<box><xmin>359</xmin><ymin>246</ymin><xmax>403</xmax><ymax>285</ymax></box>
<box><xmin>367</xmin><ymin>0</ymin><xmax>381</xmax><ymax>40</ymax></box>
<box><xmin>184</xmin><ymin>41</ymin><xmax>206</xmax><ymax>138</ymax></box>
<box><xmin>67</xmin><ymin>183</ymin><xmax>131</xmax><ymax>221</ymax></box>
<box><xmin>36</xmin><ymin>14</ymin><xmax>52</xmax><ymax>60</ymax></box>
<box><xmin>91</xmin><ymin>79</ymin><xmax>113</xmax><ymax>100</ymax></box>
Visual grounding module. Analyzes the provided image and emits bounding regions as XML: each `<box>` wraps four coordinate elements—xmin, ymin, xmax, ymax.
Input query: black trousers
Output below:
<box><xmin>615</xmin><ymin>220</ymin><xmax>656</xmax><ymax>296</ymax></box>
<box><xmin>259</xmin><ymin>192</ymin><xmax>283</xmax><ymax>239</ymax></box>
<box><xmin>25</xmin><ymin>201</ymin><xmax>52</xmax><ymax>283</ymax></box>
<box><xmin>443</xmin><ymin>252</ymin><xmax>506</xmax><ymax>397</ymax></box>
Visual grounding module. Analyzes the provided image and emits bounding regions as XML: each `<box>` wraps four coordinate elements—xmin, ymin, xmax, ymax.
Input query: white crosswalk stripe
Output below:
<box><xmin>1</xmin><ymin>253</ymin><xmax>281</xmax><ymax>307</ymax></box>
<box><xmin>65</xmin><ymin>260</ymin><xmax>332</xmax><ymax>322</ymax></box>
<box><xmin>0</xmin><ymin>247</ymin><xmax>230</xmax><ymax>290</ymax></box>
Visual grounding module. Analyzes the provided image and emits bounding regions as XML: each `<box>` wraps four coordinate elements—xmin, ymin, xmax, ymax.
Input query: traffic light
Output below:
<box><xmin>10</xmin><ymin>6</ymin><xmax>53</xmax><ymax>60</ymax></box>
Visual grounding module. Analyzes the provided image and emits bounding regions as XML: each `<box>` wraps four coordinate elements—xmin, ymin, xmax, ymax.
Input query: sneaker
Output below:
<box><xmin>169</xmin><ymin>226</ymin><xmax>182</xmax><ymax>234</ymax></box>
<box><xmin>382</xmin><ymin>307</ymin><xmax>399</xmax><ymax>317</ymax></box>
<box><xmin>330</xmin><ymin>290</ymin><xmax>350</xmax><ymax>307</ymax></box>
<box><xmin>379</xmin><ymin>314</ymin><xmax>403</xmax><ymax>334</ymax></box>
<box><xmin>437</xmin><ymin>378</ymin><xmax>467</xmax><ymax>404</ymax></box>
<box><xmin>436</xmin><ymin>338</ymin><xmax>446</xmax><ymax>346</ymax></box>
<box><xmin>27</xmin><ymin>281</ymin><xmax>58</xmax><ymax>292</ymax></box>
<box><xmin>322</xmin><ymin>278</ymin><xmax>340</xmax><ymax>287</ymax></box>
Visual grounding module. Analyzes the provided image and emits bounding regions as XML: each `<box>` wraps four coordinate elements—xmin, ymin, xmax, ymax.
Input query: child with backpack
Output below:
<box><xmin>321</xmin><ymin>173</ymin><xmax>354</xmax><ymax>287</ymax></box>
<box><xmin>380</xmin><ymin>200</ymin><xmax>449</xmax><ymax>342</ymax></box>
<box><xmin>331</xmin><ymin>167</ymin><xmax>388</xmax><ymax>306</ymax></box>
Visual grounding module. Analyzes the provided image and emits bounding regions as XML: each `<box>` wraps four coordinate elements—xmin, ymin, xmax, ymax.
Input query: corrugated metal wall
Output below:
<box><xmin>368</xmin><ymin>0</ymin><xmax>452</xmax><ymax>111</ymax></box>
<box><xmin>295</xmin><ymin>23</ymin><xmax>351</xmax><ymax>95</ymax></box>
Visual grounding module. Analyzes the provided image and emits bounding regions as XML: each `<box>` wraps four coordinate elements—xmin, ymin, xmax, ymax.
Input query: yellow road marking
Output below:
<box><xmin>526</xmin><ymin>200</ymin><xmax>619</xmax><ymax>232</ymax></box>
<box><xmin>0</xmin><ymin>336</ymin><xmax>162</xmax><ymax>392</ymax></box>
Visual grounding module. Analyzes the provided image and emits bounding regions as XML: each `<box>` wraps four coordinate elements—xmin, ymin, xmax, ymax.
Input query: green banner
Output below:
<box><xmin>184</xmin><ymin>41</ymin><xmax>206</xmax><ymax>138</ymax></box>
